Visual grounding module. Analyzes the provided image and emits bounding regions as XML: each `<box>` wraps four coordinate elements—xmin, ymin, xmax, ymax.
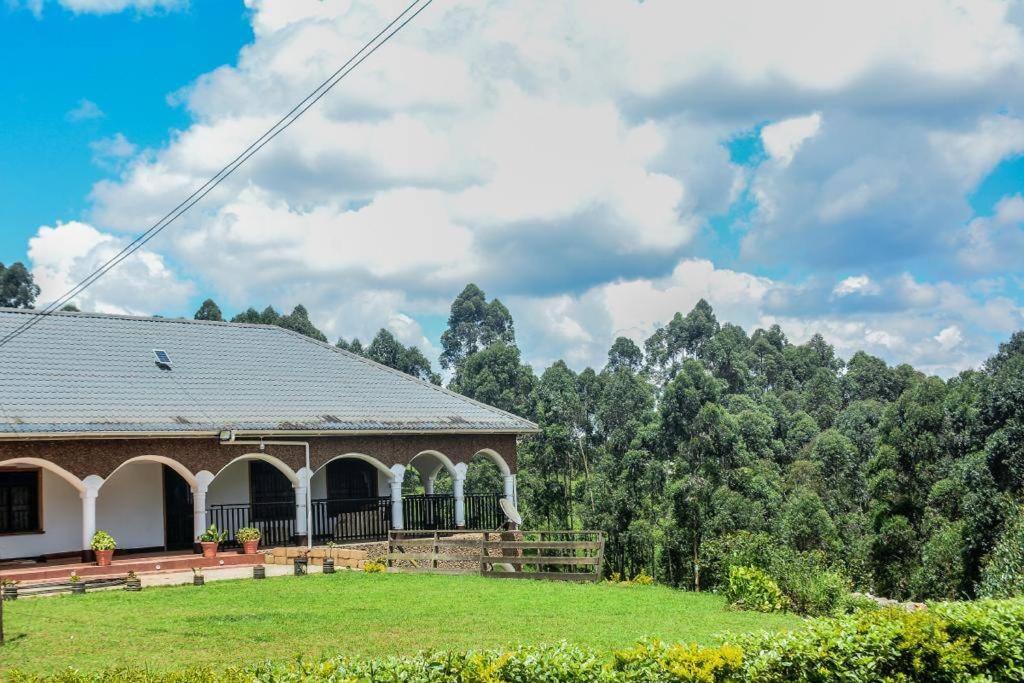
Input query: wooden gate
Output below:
<box><xmin>387</xmin><ymin>529</ymin><xmax>604</xmax><ymax>582</ymax></box>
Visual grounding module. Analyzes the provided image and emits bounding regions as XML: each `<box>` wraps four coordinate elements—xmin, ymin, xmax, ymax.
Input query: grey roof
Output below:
<box><xmin>0</xmin><ymin>308</ymin><xmax>537</xmax><ymax>436</ymax></box>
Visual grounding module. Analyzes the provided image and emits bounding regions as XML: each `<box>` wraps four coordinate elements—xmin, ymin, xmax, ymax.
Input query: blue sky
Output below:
<box><xmin>0</xmin><ymin>0</ymin><xmax>250</xmax><ymax>262</ymax></box>
<box><xmin>3</xmin><ymin>0</ymin><xmax>1024</xmax><ymax>377</ymax></box>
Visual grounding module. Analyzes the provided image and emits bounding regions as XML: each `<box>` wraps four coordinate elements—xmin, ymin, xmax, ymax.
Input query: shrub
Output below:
<box><xmin>363</xmin><ymin>560</ymin><xmax>386</xmax><ymax>573</ymax></box>
<box><xmin>235</xmin><ymin>527</ymin><xmax>261</xmax><ymax>543</ymax></box>
<box><xmin>737</xmin><ymin>607</ymin><xmax>979</xmax><ymax>682</ymax></box>
<box><xmin>708</xmin><ymin>533</ymin><xmax>851</xmax><ymax>615</ymax></box>
<box><xmin>10</xmin><ymin>600</ymin><xmax>1024</xmax><ymax>682</ymax></box>
<box><xmin>774</xmin><ymin>555</ymin><xmax>849</xmax><ymax>616</ymax></box>
<box><xmin>89</xmin><ymin>530</ymin><xmax>116</xmax><ymax>551</ymax></box>
<box><xmin>980</xmin><ymin>506</ymin><xmax>1024</xmax><ymax>599</ymax></box>
<box><xmin>197</xmin><ymin>524</ymin><xmax>227</xmax><ymax>543</ymax></box>
<box><xmin>611</xmin><ymin>639</ymin><xmax>743</xmax><ymax>682</ymax></box>
<box><xmin>722</xmin><ymin>565</ymin><xmax>786</xmax><ymax>613</ymax></box>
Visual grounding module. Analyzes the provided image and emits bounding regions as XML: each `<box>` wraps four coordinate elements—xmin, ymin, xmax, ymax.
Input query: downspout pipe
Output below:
<box><xmin>220</xmin><ymin>434</ymin><xmax>313</xmax><ymax>551</ymax></box>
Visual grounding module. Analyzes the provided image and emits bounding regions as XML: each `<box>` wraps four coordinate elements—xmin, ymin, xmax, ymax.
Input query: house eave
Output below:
<box><xmin>0</xmin><ymin>426</ymin><xmax>540</xmax><ymax>442</ymax></box>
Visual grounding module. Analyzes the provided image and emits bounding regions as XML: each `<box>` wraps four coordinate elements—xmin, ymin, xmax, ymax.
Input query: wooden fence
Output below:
<box><xmin>387</xmin><ymin>529</ymin><xmax>604</xmax><ymax>582</ymax></box>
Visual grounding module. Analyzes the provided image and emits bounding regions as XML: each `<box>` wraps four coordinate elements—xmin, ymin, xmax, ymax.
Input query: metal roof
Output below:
<box><xmin>0</xmin><ymin>308</ymin><xmax>537</xmax><ymax>437</ymax></box>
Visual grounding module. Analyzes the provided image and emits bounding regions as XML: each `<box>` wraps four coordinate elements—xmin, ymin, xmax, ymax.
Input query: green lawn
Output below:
<box><xmin>0</xmin><ymin>572</ymin><xmax>800</xmax><ymax>674</ymax></box>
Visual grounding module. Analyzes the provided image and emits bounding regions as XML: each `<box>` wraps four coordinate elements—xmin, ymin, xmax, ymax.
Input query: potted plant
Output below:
<box><xmin>91</xmin><ymin>530</ymin><xmax>117</xmax><ymax>566</ymax></box>
<box><xmin>69</xmin><ymin>572</ymin><xmax>85</xmax><ymax>595</ymax></box>
<box><xmin>197</xmin><ymin>524</ymin><xmax>227</xmax><ymax>558</ymax></box>
<box><xmin>236</xmin><ymin>527</ymin><xmax>261</xmax><ymax>555</ymax></box>
<box><xmin>1</xmin><ymin>579</ymin><xmax>18</xmax><ymax>601</ymax></box>
<box><xmin>124</xmin><ymin>570</ymin><xmax>141</xmax><ymax>592</ymax></box>
<box><xmin>192</xmin><ymin>567</ymin><xmax>204</xmax><ymax>586</ymax></box>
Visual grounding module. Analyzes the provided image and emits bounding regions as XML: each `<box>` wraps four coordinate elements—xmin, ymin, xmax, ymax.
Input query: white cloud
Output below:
<box><xmin>25</xmin><ymin>0</ymin><xmax>1024</xmax><ymax>377</ymax></box>
<box><xmin>65</xmin><ymin>98</ymin><xmax>104</xmax><ymax>122</ymax></box>
<box><xmin>761</xmin><ymin>112</ymin><xmax>822</xmax><ymax>166</ymax></box>
<box><xmin>27</xmin><ymin>221</ymin><xmax>194</xmax><ymax>315</ymax></box>
<box><xmin>935</xmin><ymin>325</ymin><xmax>964</xmax><ymax>350</ymax></box>
<box><xmin>89</xmin><ymin>133</ymin><xmax>138</xmax><ymax>170</ymax></box>
<box><xmin>833</xmin><ymin>275</ymin><xmax>881</xmax><ymax>297</ymax></box>
<box><xmin>958</xmin><ymin>194</ymin><xmax>1024</xmax><ymax>272</ymax></box>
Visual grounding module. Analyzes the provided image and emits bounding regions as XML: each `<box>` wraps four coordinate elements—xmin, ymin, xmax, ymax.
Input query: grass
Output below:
<box><xmin>0</xmin><ymin>571</ymin><xmax>800</xmax><ymax>674</ymax></box>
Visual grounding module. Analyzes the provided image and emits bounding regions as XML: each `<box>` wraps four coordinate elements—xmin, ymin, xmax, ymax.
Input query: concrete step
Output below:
<box><xmin>0</xmin><ymin>552</ymin><xmax>264</xmax><ymax>584</ymax></box>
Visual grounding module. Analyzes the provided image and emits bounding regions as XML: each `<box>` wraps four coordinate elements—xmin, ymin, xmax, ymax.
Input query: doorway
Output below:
<box><xmin>162</xmin><ymin>465</ymin><xmax>194</xmax><ymax>551</ymax></box>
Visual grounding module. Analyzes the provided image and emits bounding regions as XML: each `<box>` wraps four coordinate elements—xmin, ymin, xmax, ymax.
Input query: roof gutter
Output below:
<box><xmin>0</xmin><ymin>426</ymin><xmax>539</xmax><ymax>441</ymax></box>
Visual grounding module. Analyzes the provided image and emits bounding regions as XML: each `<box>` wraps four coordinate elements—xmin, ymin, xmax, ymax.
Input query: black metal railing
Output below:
<box><xmin>465</xmin><ymin>493</ymin><xmax>504</xmax><ymax>530</ymax></box>
<box><xmin>311</xmin><ymin>496</ymin><xmax>392</xmax><ymax>544</ymax></box>
<box><xmin>208</xmin><ymin>502</ymin><xmax>296</xmax><ymax>548</ymax></box>
<box><xmin>208</xmin><ymin>492</ymin><xmax>507</xmax><ymax>547</ymax></box>
<box><xmin>403</xmin><ymin>494</ymin><xmax>456</xmax><ymax>531</ymax></box>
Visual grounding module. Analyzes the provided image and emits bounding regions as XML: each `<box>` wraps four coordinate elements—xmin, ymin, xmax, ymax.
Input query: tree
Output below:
<box><xmin>810</xmin><ymin>429</ymin><xmax>864</xmax><ymax>514</ymax></box>
<box><xmin>644</xmin><ymin>299</ymin><xmax>720</xmax><ymax>383</ymax></box>
<box><xmin>843</xmin><ymin>351</ymin><xmax>898</xmax><ymax>403</ymax></box>
<box><xmin>606</xmin><ymin>337</ymin><xmax>644</xmax><ymax>373</ymax></box>
<box><xmin>364</xmin><ymin>328</ymin><xmax>440</xmax><ymax>384</ymax></box>
<box><xmin>278</xmin><ymin>304</ymin><xmax>327</xmax><ymax>342</ymax></box>
<box><xmin>439</xmin><ymin>284</ymin><xmax>515</xmax><ymax>370</ymax></box>
<box><xmin>0</xmin><ymin>262</ymin><xmax>40</xmax><ymax>309</ymax></box>
<box><xmin>336</xmin><ymin>337</ymin><xmax>364</xmax><ymax>355</ymax></box>
<box><xmin>193</xmin><ymin>298</ymin><xmax>224</xmax><ymax>321</ymax></box>
<box><xmin>449</xmin><ymin>341</ymin><xmax>535</xmax><ymax>418</ymax></box>
<box><xmin>776</xmin><ymin>487</ymin><xmax>840</xmax><ymax>554</ymax></box>
<box><xmin>520</xmin><ymin>361</ymin><xmax>586</xmax><ymax>527</ymax></box>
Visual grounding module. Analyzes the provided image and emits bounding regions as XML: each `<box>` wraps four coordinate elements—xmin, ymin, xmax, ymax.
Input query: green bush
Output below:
<box><xmin>722</xmin><ymin>565</ymin><xmax>787</xmax><ymax>613</ymax></box>
<box><xmin>980</xmin><ymin>506</ymin><xmax>1024</xmax><ymax>599</ymax></box>
<box><xmin>707</xmin><ymin>532</ymin><xmax>851</xmax><ymax>615</ymax></box>
<box><xmin>234</xmin><ymin>527</ymin><xmax>260</xmax><ymax>543</ymax></box>
<box><xmin>611</xmin><ymin>640</ymin><xmax>742</xmax><ymax>682</ymax></box>
<box><xmin>773</xmin><ymin>555</ymin><xmax>849</xmax><ymax>616</ymax></box>
<box><xmin>10</xmin><ymin>599</ymin><xmax>1024</xmax><ymax>682</ymax></box>
<box><xmin>363</xmin><ymin>560</ymin><xmax>386</xmax><ymax>573</ymax></box>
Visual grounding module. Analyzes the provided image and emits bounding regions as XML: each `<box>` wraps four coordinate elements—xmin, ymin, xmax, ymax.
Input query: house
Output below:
<box><xmin>0</xmin><ymin>308</ymin><xmax>537</xmax><ymax>562</ymax></box>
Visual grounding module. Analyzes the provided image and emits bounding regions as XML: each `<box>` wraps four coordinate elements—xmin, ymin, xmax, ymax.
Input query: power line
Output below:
<box><xmin>0</xmin><ymin>0</ymin><xmax>434</xmax><ymax>351</ymax></box>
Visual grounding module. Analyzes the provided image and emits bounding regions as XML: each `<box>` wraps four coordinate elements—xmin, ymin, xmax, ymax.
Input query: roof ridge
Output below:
<box><xmin>0</xmin><ymin>307</ymin><xmax>285</xmax><ymax>332</ymax></box>
<box><xmin>270</xmin><ymin>326</ymin><xmax>539</xmax><ymax>430</ymax></box>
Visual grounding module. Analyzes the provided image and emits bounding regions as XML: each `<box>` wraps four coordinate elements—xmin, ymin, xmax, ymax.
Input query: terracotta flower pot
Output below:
<box><xmin>200</xmin><ymin>541</ymin><xmax>219</xmax><ymax>559</ymax></box>
<box><xmin>241</xmin><ymin>540</ymin><xmax>259</xmax><ymax>555</ymax></box>
<box><xmin>95</xmin><ymin>549</ymin><xmax>114</xmax><ymax>566</ymax></box>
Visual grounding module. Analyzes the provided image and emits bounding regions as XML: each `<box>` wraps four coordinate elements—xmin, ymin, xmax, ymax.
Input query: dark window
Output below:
<box><xmin>249</xmin><ymin>461</ymin><xmax>293</xmax><ymax>521</ymax></box>
<box><xmin>326</xmin><ymin>459</ymin><xmax>377</xmax><ymax>514</ymax></box>
<box><xmin>0</xmin><ymin>469</ymin><xmax>41</xmax><ymax>534</ymax></box>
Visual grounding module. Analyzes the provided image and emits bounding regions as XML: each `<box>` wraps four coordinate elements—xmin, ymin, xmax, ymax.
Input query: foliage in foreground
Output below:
<box><xmin>11</xmin><ymin>598</ymin><xmax>1024</xmax><ymax>682</ymax></box>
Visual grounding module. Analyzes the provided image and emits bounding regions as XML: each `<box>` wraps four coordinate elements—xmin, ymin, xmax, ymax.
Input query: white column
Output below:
<box><xmin>194</xmin><ymin>471</ymin><xmax>214</xmax><ymax>542</ymax></box>
<box><xmin>423</xmin><ymin>475</ymin><xmax>435</xmax><ymax>496</ymax></box>
<box><xmin>503</xmin><ymin>474</ymin><xmax>516</xmax><ymax>501</ymax></box>
<box><xmin>390</xmin><ymin>479</ymin><xmax>404</xmax><ymax>529</ymax></box>
<box><xmin>453</xmin><ymin>474</ymin><xmax>466</xmax><ymax>528</ymax></box>
<box><xmin>192</xmin><ymin>486</ymin><xmax>208</xmax><ymax>540</ymax></box>
<box><xmin>81</xmin><ymin>487</ymin><xmax>98</xmax><ymax>552</ymax></box>
<box><xmin>294</xmin><ymin>483</ymin><xmax>308</xmax><ymax>536</ymax></box>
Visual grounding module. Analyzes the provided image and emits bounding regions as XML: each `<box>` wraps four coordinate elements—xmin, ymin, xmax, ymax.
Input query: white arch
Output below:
<box><xmin>473</xmin><ymin>448</ymin><xmax>512</xmax><ymax>477</ymax></box>
<box><xmin>0</xmin><ymin>457</ymin><xmax>86</xmax><ymax>493</ymax></box>
<box><xmin>214</xmin><ymin>453</ymin><xmax>300</xmax><ymax>486</ymax></box>
<box><xmin>100</xmin><ymin>455</ymin><xmax>198</xmax><ymax>490</ymax></box>
<box><xmin>409</xmin><ymin>450</ymin><xmax>458</xmax><ymax>479</ymax></box>
<box><xmin>313</xmin><ymin>453</ymin><xmax>396</xmax><ymax>480</ymax></box>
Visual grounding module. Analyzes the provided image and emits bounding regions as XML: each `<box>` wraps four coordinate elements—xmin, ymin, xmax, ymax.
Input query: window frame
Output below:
<box><xmin>0</xmin><ymin>467</ymin><xmax>43</xmax><ymax>536</ymax></box>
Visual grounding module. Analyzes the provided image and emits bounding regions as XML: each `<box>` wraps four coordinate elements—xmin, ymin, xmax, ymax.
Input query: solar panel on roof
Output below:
<box><xmin>153</xmin><ymin>349</ymin><xmax>171</xmax><ymax>365</ymax></box>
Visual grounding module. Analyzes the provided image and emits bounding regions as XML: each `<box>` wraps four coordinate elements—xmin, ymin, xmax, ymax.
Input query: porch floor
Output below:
<box><xmin>0</xmin><ymin>549</ymin><xmax>263</xmax><ymax>583</ymax></box>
